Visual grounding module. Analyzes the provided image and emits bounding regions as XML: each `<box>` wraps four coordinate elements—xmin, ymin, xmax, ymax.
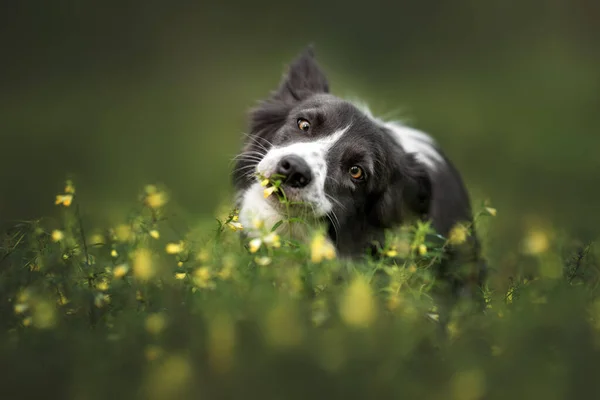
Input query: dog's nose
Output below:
<box><xmin>275</xmin><ymin>155</ymin><xmax>312</xmax><ymax>188</ymax></box>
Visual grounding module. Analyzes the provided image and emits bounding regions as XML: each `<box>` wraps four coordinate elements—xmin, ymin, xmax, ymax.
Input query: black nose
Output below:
<box><xmin>275</xmin><ymin>155</ymin><xmax>312</xmax><ymax>188</ymax></box>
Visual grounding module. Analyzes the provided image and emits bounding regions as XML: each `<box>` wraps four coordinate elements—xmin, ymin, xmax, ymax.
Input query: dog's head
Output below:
<box><xmin>233</xmin><ymin>48</ymin><xmax>435</xmax><ymax>255</ymax></box>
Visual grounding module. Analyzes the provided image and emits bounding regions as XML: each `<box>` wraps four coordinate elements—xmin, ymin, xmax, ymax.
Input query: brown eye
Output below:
<box><xmin>349</xmin><ymin>165</ymin><xmax>364</xmax><ymax>180</ymax></box>
<box><xmin>297</xmin><ymin>118</ymin><xmax>311</xmax><ymax>132</ymax></box>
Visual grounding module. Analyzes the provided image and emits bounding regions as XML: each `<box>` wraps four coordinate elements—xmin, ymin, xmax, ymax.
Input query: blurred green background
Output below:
<box><xmin>1</xmin><ymin>0</ymin><xmax>599</xmax><ymax>256</ymax></box>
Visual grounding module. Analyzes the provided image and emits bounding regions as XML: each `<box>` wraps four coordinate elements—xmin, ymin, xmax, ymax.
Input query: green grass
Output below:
<box><xmin>1</xmin><ymin>180</ymin><xmax>600</xmax><ymax>400</ymax></box>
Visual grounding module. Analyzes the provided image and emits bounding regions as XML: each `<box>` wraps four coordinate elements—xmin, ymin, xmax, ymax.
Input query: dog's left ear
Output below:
<box><xmin>402</xmin><ymin>154</ymin><xmax>433</xmax><ymax>218</ymax></box>
<box><xmin>370</xmin><ymin>154</ymin><xmax>432</xmax><ymax>226</ymax></box>
<box><xmin>273</xmin><ymin>46</ymin><xmax>330</xmax><ymax>103</ymax></box>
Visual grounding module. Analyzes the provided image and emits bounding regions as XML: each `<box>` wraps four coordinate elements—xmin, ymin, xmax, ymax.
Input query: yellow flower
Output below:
<box><xmin>14</xmin><ymin>303</ymin><xmax>29</xmax><ymax>314</ymax></box>
<box><xmin>177</xmin><ymin>261</ymin><xmax>183</xmax><ymax>267</ymax></box>
<box><xmin>165</xmin><ymin>242</ymin><xmax>184</xmax><ymax>254</ymax></box>
<box><xmin>248</xmin><ymin>238</ymin><xmax>262</xmax><ymax>253</ymax></box>
<box><xmin>114</xmin><ymin>224</ymin><xmax>132</xmax><ymax>242</ymax></box>
<box><xmin>174</xmin><ymin>272</ymin><xmax>187</xmax><ymax>280</ymax></box>
<box><xmin>55</xmin><ymin>194</ymin><xmax>73</xmax><ymax>207</ymax></box>
<box><xmin>145</xmin><ymin>313</ymin><xmax>167</xmax><ymax>335</ymax></box>
<box><xmin>144</xmin><ymin>185</ymin><xmax>168</xmax><ymax>209</ymax></box>
<box><xmin>263</xmin><ymin>186</ymin><xmax>277</xmax><ymax>198</ymax></box>
<box><xmin>193</xmin><ymin>267</ymin><xmax>212</xmax><ymax>288</ymax></box>
<box><xmin>111</xmin><ymin>249</ymin><xmax>118</xmax><ymax>258</ymax></box>
<box><xmin>149</xmin><ymin>229</ymin><xmax>160</xmax><ymax>239</ymax></box>
<box><xmin>227</xmin><ymin>221</ymin><xmax>244</xmax><ymax>231</ymax></box>
<box><xmin>260</xmin><ymin>179</ymin><xmax>270</xmax><ymax>187</ymax></box>
<box><xmin>254</xmin><ymin>256</ymin><xmax>272</xmax><ymax>266</ymax></box>
<box><xmin>22</xmin><ymin>316</ymin><xmax>32</xmax><ymax>327</ymax></box>
<box><xmin>418</xmin><ymin>244</ymin><xmax>427</xmax><ymax>255</ymax></box>
<box><xmin>448</xmin><ymin>223</ymin><xmax>469</xmax><ymax>245</ymax></box>
<box><xmin>310</xmin><ymin>232</ymin><xmax>336</xmax><ymax>263</ymax></box>
<box><xmin>522</xmin><ymin>229</ymin><xmax>549</xmax><ymax>255</ymax></box>
<box><xmin>96</xmin><ymin>279</ymin><xmax>110</xmax><ymax>291</ymax></box>
<box><xmin>51</xmin><ymin>230</ymin><xmax>64</xmax><ymax>242</ymax></box>
<box><xmin>231</xmin><ymin>215</ymin><xmax>239</xmax><ymax>222</ymax></box>
<box><xmin>339</xmin><ymin>277</ymin><xmax>377</xmax><ymax>328</ymax></box>
<box><xmin>133</xmin><ymin>248</ymin><xmax>155</xmax><ymax>281</ymax></box>
<box><xmin>113</xmin><ymin>264</ymin><xmax>129</xmax><ymax>278</ymax></box>
<box><xmin>485</xmin><ymin>207</ymin><xmax>497</xmax><ymax>217</ymax></box>
<box><xmin>263</xmin><ymin>232</ymin><xmax>281</xmax><ymax>248</ymax></box>
<box><xmin>386</xmin><ymin>249</ymin><xmax>398</xmax><ymax>257</ymax></box>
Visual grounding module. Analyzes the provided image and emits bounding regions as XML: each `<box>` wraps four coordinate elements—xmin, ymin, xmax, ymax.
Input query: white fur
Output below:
<box><xmin>349</xmin><ymin>101</ymin><xmax>443</xmax><ymax>171</ymax></box>
<box><xmin>238</xmin><ymin>126</ymin><xmax>350</xmax><ymax>237</ymax></box>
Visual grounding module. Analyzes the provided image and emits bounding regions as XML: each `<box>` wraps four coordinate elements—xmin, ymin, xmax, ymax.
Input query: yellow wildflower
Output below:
<box><xmin>133</xmin><ymin>248</ymin><xmax>155</xmax><ymax>281</ymax></box>
<box><xmin>418</xmin><ymin>244</ymin><xmax>427</xmax><ymax>255</ymax></box>
<box><xmin>96</xmin><ymin>279</ymin><xmax>110</xmax><ymax>291</ymax></box>
<box><xmin>165</xmin><ymin>242</ymin><xmax>184</xmax><ymax>254</ymax></box>
<box><xmin>111</xmin><ymin>249</ymin><xmax>118</xmax><ymax>258</ymax></box>
<box><xmin>149</xmin><ymin>229</ymin><xmax>160</xmax><ymax>239</ymax></box>
<box><xmin>386</xmin><ymin>248</ymin><xmax>398</xmax><ymax>257</ymax></box>
<box><xmin>145</xmin><ymin>313</ymin><xmax>167</xmax><ymax>335</ymax></box>
<box><xmin>193</xmin><ymin>267</ymin><xmax>212</xmax><ymax>288</ymax></box>
<box><xmin>310</xmin><ymin>232</ymin><xmax>336</xmax><ymax>263</ymax></box>
<box><xmin>263</xmin><ymin>186</ymin><xmax>277</xmax><ymax>198</ymax></box>
<box><xmin>248</xmin><ymin>238</ymin><xmax>262</xmax><ymax>253</ymax></box>
<box><xmin>339</xmin><ymin>277</ymin><xmax>377</xmax><ymax>328</ymax></box>
<box><xmin>260</xmin><ymin>179</ymin><xmax>270</xmax><ymax>187</ymax></box>
<box><xmin>255</xmin><ymin>256</ymin><xmax>272</xmax><ymax>266</ymax></box>
<box><xmin>263</xmin><ymin>232</ymin><xmax>281</xmax><ymax>248</ymax></box>
<box><xmin>114</xmin><ymin>224</ymin><xmax>132</xmax><ymax>242</ymax></box>
<box><xmin>227</xmin><ymin>221</ymin><xmax>244</xmax><ymax>231</ymax></box>
<box><xmin>113</xmin><ymin>264</ymin><xmax>129</xmax><ymax>278</ymax></box>
<box><xmin>144</xmin><ymin>185</ymin><xmax>168</xmax><ymax>209</ymax></box>
<box><xmin>522</xmin><ymin>229</ymin><xmax>549</xmax><ymax>255</ymax></box>
<box><xmin>174</xmin><ymin>272</ymin><xmax>187</xmax><ymax>280</ymax></box>
<box><xmin>14</xmin><ymin>303</ymin><xmax>29</xmax><ymax>314</ymax></box>
<box><xmin>485</xmin><ymin>207</ymin><xmax>497</xmax><ymax>217</ymax></box>
<box><xmin>448</xmin><ymin>223</ymin><xmax>469</xmax><ymax>245</ymax></box>
<box><xmin>51</xmin><ymin>230</ymin><xmax>64</xmax><ymax>242</ymax></box>
<box><xmin>55</xmin><ymin>194</ymin><xmax>73</xmax><ymax>207</ymax></box>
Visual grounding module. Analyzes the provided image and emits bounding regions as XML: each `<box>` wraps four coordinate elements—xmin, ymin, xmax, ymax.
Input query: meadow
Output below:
<box><xmin>1</xmin><ymin>179</ymin><xmax>600</xmax><ymax>399</ymax></box>
<box><xmin>2</xmin><ymin>1</ymin><xmax>600</xmax><ymax>398</ymax></box>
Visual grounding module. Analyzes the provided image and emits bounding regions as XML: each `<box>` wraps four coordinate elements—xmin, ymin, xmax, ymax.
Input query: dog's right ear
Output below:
<box><xmin>272</xmin><ymin>46</ymin><xmax>330</xmax><ymax>103</ymax></box>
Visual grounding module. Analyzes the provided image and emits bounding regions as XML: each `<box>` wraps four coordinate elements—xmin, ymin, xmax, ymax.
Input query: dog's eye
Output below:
<box><xmin>349</xmin><ymin>166</ymin><xmax>364</xmax><ymax>180</ymax></box>
<box><xmin>297</xmin><ymin>118</ymin><xmax>311</xmax><ymax>132</ymax></box>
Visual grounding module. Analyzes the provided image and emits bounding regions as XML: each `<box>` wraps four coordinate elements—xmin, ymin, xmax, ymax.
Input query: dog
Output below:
<box><xmin>232</xmin><ymin>47</ymin><xmax>486</xmax><ymax>305</ymax></box>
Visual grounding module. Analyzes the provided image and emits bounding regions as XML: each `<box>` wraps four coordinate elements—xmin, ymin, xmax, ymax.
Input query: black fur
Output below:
<box><xmin>233</xmin><ymin>48</ymin><xmax>486</xmax><ymax>305</ymax></box>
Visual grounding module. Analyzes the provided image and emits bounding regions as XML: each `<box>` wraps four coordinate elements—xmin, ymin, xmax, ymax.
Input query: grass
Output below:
<box><xmin>1</xmin><ymin>179</ymin><xmax>600</xmax><ymax>400</ymax></box>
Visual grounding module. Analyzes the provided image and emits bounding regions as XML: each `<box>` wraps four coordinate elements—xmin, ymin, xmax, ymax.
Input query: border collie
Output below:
<box><xmin>233</xmin><ymin>47</ymin><xmax>485</xmax><ymax>302</ymax></box>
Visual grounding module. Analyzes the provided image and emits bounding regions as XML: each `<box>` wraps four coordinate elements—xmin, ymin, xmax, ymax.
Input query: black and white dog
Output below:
<box><xmin>233</xmin><ymin>48</ymin><xmax>485</xmax><ymax>301</ymax></box>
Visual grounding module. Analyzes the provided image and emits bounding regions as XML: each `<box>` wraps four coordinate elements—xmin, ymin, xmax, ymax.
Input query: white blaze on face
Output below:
<box><xmin>238</xmin><ymin>125</ymin><xmax>350</xmax><ymax>236</ymax></box>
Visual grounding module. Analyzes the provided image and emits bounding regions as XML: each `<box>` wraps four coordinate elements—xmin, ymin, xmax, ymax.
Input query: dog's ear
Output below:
<box><xmin>402</xmin><ymin>154</ymin><xmax>433</xmax><ymax>218</ymax></box>
<box><xmin>369</xmin><ymin>154</ymin><xmax>432</xmax><ymax>227</ymax></box>
<box><xmin>273</xmin><ymin>46</ymin><xmax>330</xmax><ymax>103</ymax></box>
